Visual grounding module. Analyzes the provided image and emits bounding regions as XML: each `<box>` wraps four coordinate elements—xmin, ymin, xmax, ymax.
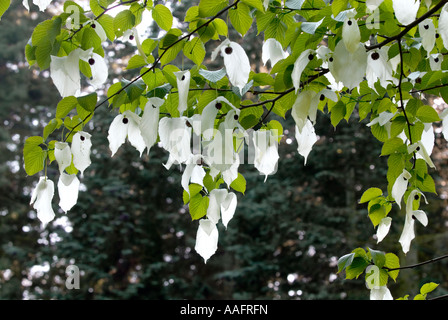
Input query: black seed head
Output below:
<box><xmin>403</xmin><ymin>177</ymin><xmax>407</xmax><ymax>181</ymax></box>
<box><xmin>436</xmin><ymin>33</ymin><xmax>440</xmax><ymax>38</ymax></box>
<box><xmin>319</xmin><ymin>94</ymin><xmax>325</xmax><ymax>101</ymax></box>
<box><xmin>186</xmin><ymin>120</ymin><xmax>192</xmax><ymax>128</ymax></box>
<box><xmin>181</xmin><ymin>75</ymin><xmax>186</xmax><ymax>81</ymax></box>
<box><xmin>329</xmin><ymin>57</ymin><xmax>334</xmax><ymax>62</ymax></box>
<box><xmin>416</xmin><ymin>146</ymin><xmax>421</xmax><ymax>151</ymax></box>
<box><xmin>424</xmin><ymin>24</ymin><xmax>429</xmax><ymax>30</ymax></box>
<box><xmin>234</xmin><ymin>114</ymin><xmax>239</xmax><ymax>121</ymax></box>
<box><xmin>414</xmin><ymin>194</ymin><xmax>419</xmax><ymax>200</ymax></box>
<box><xmin>308</xmin><ymin>53</ymin><xmax>314</xmax><ymax>61</ymax></box>
<box><xmin>371</xmin><ymin>52</ymin><xmax>380</xmax><ymax>60</ymax></box>
<box><xmin>88</xmin><ymin>58</ymin><xmax>95</xmax><ymax>65</ymax></box>
<box><xmin>215</xmin><ymin>102</ymin><xmax>222</xmax><ymax>110</ymax></box>
<box><xmin>416</xmin><ymin>77</ymin><xmax>422</xmax><ymax>84</ymax></box>
<box><xmin>412</xmin><ymin>215</ymin><xmax>416</xmax><ymax>220</ymax></box>
<box><xmin>347</xmin><ymin>19</ymin><xmax>352</xmax><ymax>26</ymax></box>
<box><xmin>434</xmin><ymin>57</ymin><xmax>439</xmax><ymax>63</ymax></box>
<box><xmin>91</xmin><ymin>23</ymin><xmax>96</xmax><ymax>29</ymax></box>
<box><xmin>129</xmin><ymin>35</ymin><xmax>135</xmax><ymax>41</ymax></box>
<box><xmin>122</xmin><ymin>117</ymin><xmax>129</xmax><ymax>124</ymax></box>
<box><xmin>225</xmin><ymin>46</ymin><xmax>233</xmax><ymax>55</ymax></box>
<box><xmin>80</xmin><ymin>135</ymin><xmax>85</xmax><ymax>141</ymax></box>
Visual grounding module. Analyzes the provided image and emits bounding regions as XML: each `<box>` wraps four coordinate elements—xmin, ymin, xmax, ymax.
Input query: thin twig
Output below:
<box><xmin>385</xmin><ymin>254</ymin><xmax>448</xmax><ymax>271</ymax></box>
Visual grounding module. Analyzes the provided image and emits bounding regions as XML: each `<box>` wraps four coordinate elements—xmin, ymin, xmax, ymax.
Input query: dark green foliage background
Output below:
<box><xmin>1</xmin><ymin>0</ymin><xmax>448</xmax><ymax>300</ymax></box>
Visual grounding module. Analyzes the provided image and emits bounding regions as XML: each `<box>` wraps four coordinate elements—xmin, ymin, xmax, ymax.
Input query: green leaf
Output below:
<box><xmin>43</xmin><ymin>119</ymin><xmax>63</xmax><ymax>141</ymax></box>
<box><xmin>229</xmin><ymin>3</ymin><xmax>253</xmax><ymax>36</ymax></box>
<box><xmin>385</xmin><ymin>253</ymin><xmax>400</xmax><ymax>281</ymax></box>
<box><xmin>416</xmin><ymin>105</ymin><xmax>441</xmax><ymax>123</ymax></box>
<box><xmin>77</xmin><ymin>92</ymin><xmax>98</xmax><ymax>113</ymax></box>
<box><xmin>189</xmin><ymin>193</ymin><xmax>210</xmax><ymax>220</ymax></box>
<box><xmin>121</xmin><ymin>78</ymin><xmax>146</xmax><ymax>102</ymax></box>
<box><xmin>183</xmin><ymin>37</ymin><xmax>206</xmax><ymax>66</ymax></box>
<box><xmin>98</xmin><ymin>14</ymin><xmax>116</xmax><ymax>41</ymax></box>
<box><xmin>230</xmin><ymin>173</ymin><xmax>246</xmax><ymax>194</ymax></box>
<box><xmin>381</xmin><ymin>137</ymin><xmax>406</xmax><ymax>156</ymax></box>
<box><xmin>56</xmin><ymin>96</ymin><xmax>79</xmax><ymax>119</ymax></box>
<box><xmin>23</xmin><ymin>136</ymin><xmax>46</xmax><ymax>176</ymax></box>
<box><xmin>198</xmin><ymin>0</ymin><xmax>228</xmax><ymax>18</ymax></box>
<box><xmin>331</xmin><ymin>0</ymin><xmax>348</xmax><ymax>17</ymax></box>
<box><xmin>420</xmin><ymin>282</ymin><xmax>439</xmax><ymax>295</ymax></box>
<box><xmin>369</xmin><ymin>248</ymin><xmax>386</xmax><ymax>268</ymax></box>
<box><xmin>359</xmin><ymin>187</ymin><xmax>382</xmax><ymax>204</ymax></box>
<box><xmin>0</xmin><ymin>0</ymin><xmax>10</xmax><ymax>20</ymax></box>
<box><xmin>152</xmin><ymin>4</ymin><xmax>173</xmax><ymax>31</ymax></box>
<box><xmin>345</xmin><ymin>257</ymin><xmax>370</xmax><ymax>280</ymax></box>
<box><xmin>241</xmin><ymin>0</ymin><xmax>264</xmax><ymax>11</ymax></box>
<box><xmin>114</xmin><ymin>10</ymin><xmax>135</xmax><ymax>37</ymax></box>
<box><xmin>337</xmin><ymin>253</ymin><xmax>355</xmax><ymax>273</ymax></box>
<box><xmin>127</xmin><ymin>54</ymin><xmax>148</xmax><ymax>70</ymax></box>
<box><xmin>330</xmin><ymin>101</ymin><xmax>346</xmax><ymax>127</ymax></box>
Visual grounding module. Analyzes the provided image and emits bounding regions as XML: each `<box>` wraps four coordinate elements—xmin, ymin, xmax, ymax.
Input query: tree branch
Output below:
<box><xmin>384</xmin><ymin>254</ymin><xmax>448</xmax><ymax>271</ymax></box>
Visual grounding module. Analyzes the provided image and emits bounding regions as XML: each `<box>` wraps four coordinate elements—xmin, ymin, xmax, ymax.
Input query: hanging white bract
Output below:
<box><xmin>419</xmin><ymin>19</ymin><xmax>436</xmax><ymax>56</ymax></box>
<box><xmin>158</xmin><ymin>117</ymin><xmax>193</xmax><ymax>169</ymax></box>
<box><xmin>22</xmin><ymin>0</ymin><xmax>51</xmax><ymax>11</ymax></box>
<box><xmin>54</xmin><ymin>141</ymin><xmax>72</xmax><ymax>174</ymax></box>
<box><xmin>392</xmin><ymin>0</ymin><xmax>420</xmax><ymax>26</ymax></box>
<box><xmin>30</xmin><ymin>176</ymin><xmax>55</xmax><ymax>225</ymax></box>
<box><xmin>295</xmin><ymin>120</ymin><xmax>318</xmax><ymax>165</ymax></box>
<box><xmin>376</xmin><ymin>217</ymin><xmax>392</xmax><ymax>243</ymax></box>
<box><xmin>399</xmin><ymin>190</ymin><xmax>428</xmax><ymax>254</ymax></box>
<box><xmin>174</xmin><ymin>70</ymin><xmax>191</xmax><ymax>116</ymax></box>
<box><xmin>342</xmin><ymin>12</ymin><xmax>360</xmax><ymax>54</ymax></box>
<box><xmin>252</xmin><ymin>129</ymin><xmax>280</xmax><ymax>181</ymax></box>
<box><xmin>262</xmin><ymin>38</ymin><xmax>288</xmax><ymax>68</ymax></box>
<box><xmin>57</xmin><ymin>173</ymin><xmax>80</xmax><ymax>213</ymax></box>
<box><xmin>366</xmin><ymin>48</ymin><xmax>397</xmax><ymax>90</ymax></box>
<box><xmin>211</xmin><ymin>39</ymin><xmax>251</xmax><ymax>95</ymax></box>
<box><xmin>440</xmin><ymin>4</ymin><xmax>448</xmax><ymax>50</ymax></box>
<box><xmin>139</xmin><ymin>97</ymin><xmax>165</xmax><ymax>154</ymax></box>
<box><xmin>329</xmin><ymin>40</ymin><xmax>367</xmax><ymax>90</ymax></box>
<box><xmin>194</xmin><ymin>219</ymin><xmax>219</xmax><ymax>263</ymax></box>
<box><xmin>391</xmin><ymin>169</ymin><xmax>411</xmax><ymax>209</ymax></box>
<box><xmin>108</xmin><ymin>110</ymin><xmax>146</xmax><ymax>157</ymax></box>
<box><xmin>292</xmin><ymin>49</ymin><xmax>314</xmax><ymax>93</ymax></box>
<box><xmin>50</xmin><ymin>49</ymin><xmax>82</xmax><ymax>98</ymax></box>
<box><xmin>71</xmin><ymin>131</ymin><xmax>92</xmax><ymax>177</ymax></box>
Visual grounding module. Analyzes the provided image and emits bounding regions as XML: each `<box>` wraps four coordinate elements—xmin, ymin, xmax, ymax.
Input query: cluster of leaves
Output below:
<box><xmin>9</xmin><ymin>0</ymin><xmax>448</xmax><ymax>298</ymax></box>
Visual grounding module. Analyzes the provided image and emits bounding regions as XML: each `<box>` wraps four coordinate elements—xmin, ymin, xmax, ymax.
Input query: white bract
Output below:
<box><xmin>71</xmin><ymin>131</ymin><xmax>92</xmax><ymax>177</ymax></box>
<box><xmin>262</xmin><ymin>38</ymin><xmax>288</xmax><ymax>67</ymax></box>
<box><xmin>370</xmin><ymin>286</ymin><xmax>393</xmax><ymax>300</ymax></box>
<box><xmin>392</xmin><ymin>0</ymin><xmax>420</xmax><ymax>26</ymax></box>
<box><xmin>429</xmin><ymin>53</ymin><xmax>442</xmax><ymax>71</ymax></box>
<box><xmin>252</xmin><ymin>130</ymin><xmax>280</xmax><ymax>181</ymax></box>
<box><xmin>108</xmin><ymin>110</ymin><xmax>146</xmax><ymax>157</ymax></box>
<box><xmin>30</xmin><ymin>176</ymin><xmax>55</xmax><ymax>226</ymax></box>
<box><xmin>419</xmin><ymin>19</ymin><xmax>436</xmax><ymax>56</ymax></box>
<box><xmin>391</xmin><ymin>169</ymin><xmax>411</xmax><ymax>209</ymax></box>
<box><xmin>366</xmin><ymin>0</ymin><xmax>384</xmax><ymax>11</ymax></box>
<box><xmin>342</xmin><ymin>13</ymin><xmax>360</xmax><ymax>53</ymax></box>
<box><xmin>85</xmin><ymin>20</ymin><xmax>107</xmax><ymax>43</ymax></box>
<box><xmin>50</xmin><ymin>49</ymin><xmax>82</xmax><ymax>97</ymax></box>
<box><xmin>376</xmin><ymin>217</ymin><xmax>392</xmax><ymax>243</ymax></box>
<box><xmin>181</xmin><ymin>154</ymin><xmax>206</xmax><ymax>194</ymax></box>
<box><xmin>174</xmin><ymin>70</ymin><xmax>191</xmax><ymax>116</ymax></box>
<box><xmin>292</xmin><ymin>49</ymin><xmax>314</xmax><ymax>93</ymax></box>
<box><xmin>366</xmin><ymin>48</ymin><xmax>397</xmax><ymax>90</ymax></box>
<box><xmin>399</xmin><ymin>190</ymin><xmax>428</xmax><ymax>254</ymax></box>
<box><xmin>158</xmin><ymin>117</ymin><xmax>193</xmax><ymax>169</ymax></box>
<box><xmin>295</xmin><ymin>120</ymin><xmax>318</xmax><ymax>165</ymax></box>
<box><xmin>57</xmin><ymin>173</ymin><xmax>80</xmax><ymax>213</ymax></box>
<box><xmin>291</xmin><ymin>90</ymin><xmax>318</xmax><ymax>132</ymax></box>
<box><xmin>50</xmin><ymin>48</ymin><xmax>108</xmax><ymax>97</ymax></box>
<box><xmin>201</xmin><ymin>96</ymin><xmax>239</xmax><ymax>141</ymax></box>
<box><xmin>329</xmin><ymin>41</ymin><xmax>367</xmax><ymax>90</ymax></box>
<box><xmin>139</xmin><ymin>97</ymin><xmax>165</xmax><ymax>154</ymax></box>
<box><xmin>22</xmin><ymin>0</ymin><xmax>51</xmax><ymax>11</ymax></box>
<box><xmin>206</xmin><ymin>189</ymin><xmax>237</xmax><ymax>228</ymax></box>
<box><xmin>194</xmin><ymin>219</ymin><xmax>219</xmax><ymax>263</ymax></box>
<box><xmin>54</xmin><ymin>141</ymin><xmax>72</xmax><ymax>174</ymax></box>
<box><xmin>211</xmin><ymin>39</ymin><xmax>250</xmax><ymax>95</ymax></box>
